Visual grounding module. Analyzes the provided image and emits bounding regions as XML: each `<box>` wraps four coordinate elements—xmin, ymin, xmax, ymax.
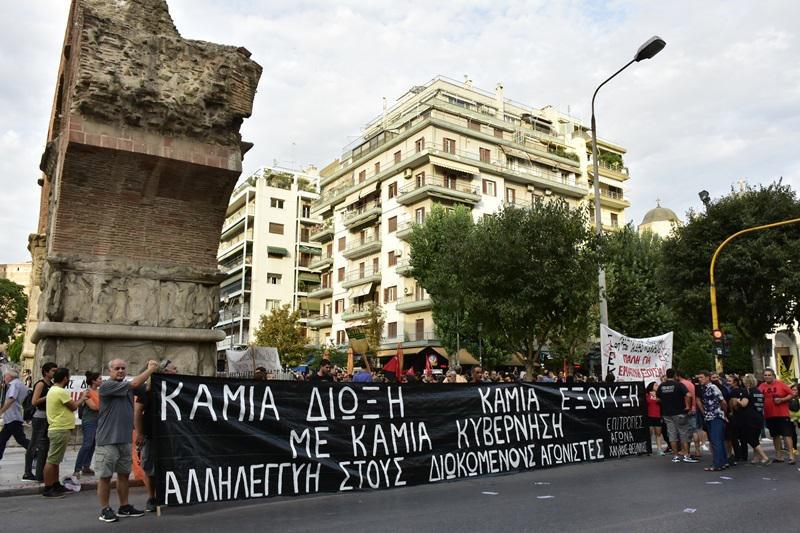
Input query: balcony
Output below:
<box><xmin>308</xmin><ymin>286</ymin><xmax>333</xmax><ymax>299</ymax></box>
<box><xmin>309</xmin><ymin>222</ymin><xmax>334</xmax><ymax>243</ymax></box>
<box><xmin>382</xmin><ymin>330</ymin><xmax>440</xmax><ymax>349</ymax></box>
<box><xmin>590</xmin><ymin>159</ymin><xmax>630</xmax><ymax>181</ymax></box>
<box><xmin>216</xmin><ymin>304</ymin><xmax>251</xmax><ymax>327</ymax></box>
<box><xmin>309</xmin><ymin>253</ymin><xmax>333</xmax><ymax>270</ymax></box>
<box><xmin>343</xmin><ymin>201</ymin><xmax>382</xmax><ymax>230</ymax></box>
<box><xmin>395</xmin><ymin>296</ymin><xmax>433</xmax><ymax>313</ymax></box>
<box><xmin>308</xmin><ymin>314</ymin><xmax>333</xmax><ymax>328</ymax></box>
<box><xmin>341</xmin><ymin>267</ymin><xmax>382</xmax><ymax>289</ymax></box>
<box><xmin>220</xmin><ymin>210</ymin><xmax>254</xmax><ymax>240</ymax></box>
<box><xmin>396</xmin><ymin>259</ymin><xmax>413</xmax><ymax>277</ymax></box>
<box><xmin>396</xmin><ymin>220</ymin><xmax>417</xmax><ymax>241</ymax></box>
<box><xmin>218</xmin><ymin>254</ymin><xmax>252</xmax><ymax>275</ymax></box>
<box><xmin>342</xmin><ymin>235</ymin><xmax>382</xmax><ymax>260</ymax></box>
<box><xmin>587</xmin><ymin>188</ymin><xmax>630</xmax><ymax>209</ymax></box>
<box><xmin>396</xmin><ymin>175</ymin><xmax>481</xmax><ymax>206</ymax></box>
<box><xmin>342</xmin><ymin>305</ymin><xmax>373</xmax><ymax>321</ymax></box>
<box><xmin>218</xmin><ymin>230</ymin><xmax>254</xmax><ymax>260</ymax></box>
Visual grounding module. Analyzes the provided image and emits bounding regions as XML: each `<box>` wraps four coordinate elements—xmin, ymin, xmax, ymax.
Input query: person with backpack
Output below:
<box><xmin>23</xmin><ymin>362</ymin><xmax>57</xmax><ymax>482</ymax></box>
<box><xmin>73</xmin><ymin>370</ymin><xmax>101</xmax><ymax>478</ymax></box>
<box><xmin>0</xmin><ymin>368</ymin><xmax>30</xmax><ymax>463</ymax></box>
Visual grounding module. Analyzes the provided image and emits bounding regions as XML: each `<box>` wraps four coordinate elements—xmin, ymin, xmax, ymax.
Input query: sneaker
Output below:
<box><xmin>701</xmin><ymin>444</ymin><xmax>710</xmax><ymax>451</ymax></box>
<box><xmin>52</xmin><ymin>482</ymin><xmax>69</xmax><ymax>494</ymax></box>
<box><xmin>42</xmin><ymin>487</ymin><xmax>65</xmax><ymax>499</ymax></box>
<box><xmin>671</xmin><ymin>456</ymin><xmax>682</xmax><ymax>463</ymax></box>
<box><xmin>99</xmin><ymin>507</ymin><xmax>119</xmax><ymax>523</ymax></box>
<box><xmin>682</xmin><ymin>456</ymin><xmax>699</xmax><ymax>463</ymax></box>
<box><xmin>146</xmin><ymin>498</ymin><xmax>157</xmax><ymax>513</ymax></box>
<box><xmin>118</xmin><ymin>504</ymin><xmax>145</xmax><ymax>518</ymax></box>
<box><xmin>22</xmin><ymin>473</ymin><xmax>38</xmax><ymax>481</ymax></box>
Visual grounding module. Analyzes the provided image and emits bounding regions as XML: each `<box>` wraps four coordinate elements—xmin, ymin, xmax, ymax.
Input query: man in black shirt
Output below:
<box><xmin>657</xmin><ymin>368</ymin><xmax>697</xmax><ymax>463</ymax></box>
<box><xmin>310</xmin><ymin>359</ymin><xmax>334</xmax><ymax>382</ymax></box>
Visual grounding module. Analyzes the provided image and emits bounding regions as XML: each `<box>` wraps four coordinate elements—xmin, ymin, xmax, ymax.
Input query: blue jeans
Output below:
<box><xmin>74</xmin><ymin>420</ymin><xmax>97</xmax><ymax>472</ymax></box>
<box><xmin>707</xmin><ymin>417</ymin><xmax>728</xmax><ymax>469</ymax></box>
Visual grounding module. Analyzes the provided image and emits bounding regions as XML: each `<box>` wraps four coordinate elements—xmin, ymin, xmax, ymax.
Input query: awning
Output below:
<box><xmin>299</xmin><ymin>245</ymin><xmax>321</xmax><ymax>256</ymax></box>
<box><xmin>301</xmin><ymin>300</ymin><xmax>321</xmax><ymax>312</ymax></box>
<box><xmin>267</xmin><ymin>246</ymin><xmax>289</xmax><ymax>256</ymax></box>
<box><xmin>430</xmin><ymin>156</ymin><xmax>479</xmax><ymax>176</ymax></box>
<box><xmin>499</xmin><ymin>145</ymin><xmax>531</xmax><ymax>162</ymax></box>
<box><xmin>348</xmin><ymin>283</ymin><xmax>373</xmax><ymax>299</ymax></box>
<box><xmin>298</xmin><ymin>272</ymin><xmax>320</xmax><ymax>283</ymax></box>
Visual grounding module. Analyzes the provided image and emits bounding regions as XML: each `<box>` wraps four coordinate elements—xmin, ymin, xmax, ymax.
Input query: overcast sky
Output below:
<box><xmin>1</xmin><ymin>0</ymin><xmax>798</xmax><ymax>263</ymax></box>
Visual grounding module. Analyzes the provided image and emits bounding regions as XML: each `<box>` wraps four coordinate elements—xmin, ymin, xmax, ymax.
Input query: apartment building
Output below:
<box><xmin>216</xmin><ymin>166</ymin><xmax>321</xmax><ymax>353</ymax></box>
<box><xmin>308</xmin><ymin>76</ymin><xmax>631</xmax><ymax>359</ymax></box>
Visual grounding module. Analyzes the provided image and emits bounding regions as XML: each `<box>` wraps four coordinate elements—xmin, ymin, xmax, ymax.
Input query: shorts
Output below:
<box><xmin>140</xmin><ymin>438</ymin><xmax>154</xmax><ymax>477</ymax></box>
<box><xmin>46</xmin><ymin>430</ymin><xmax>70</xmax><ymax>465</ymax></box>
<box><xmin>663</xmin><ymin>414</ymin><xmax>692</xmax><ymax>444</ymax></box>
<box><xmin>688</xmin><ymin>413</ymin><xmax>699</xmax><ymax>433</ymax></box>
<box><xmin>647</xmin><ymin>417</ymin><xmax>662</xmax><ymax>428</ymax></box>
<box><xmin>95</xmin><ymin>443</ymin><xmax>133</xmax><ymax>478</ymax></box>
<box><xmin>766</xmin><ymin>417</ymin><xmax>793</xmax><ymax>438</ymax></box>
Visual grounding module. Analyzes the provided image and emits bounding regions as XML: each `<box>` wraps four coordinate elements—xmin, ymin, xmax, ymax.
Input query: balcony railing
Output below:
<box><xmin>219</xmin><ymin>254</ymin><xmax>252</xmax><ymax>274</ymax></box>
<box><xmin>341</xmin><ymin>267</ymin><xmax>382</xmax><ymax>288</ymax></box>
<box><xmin>396</xmin><ymin>258</ymin><xmax>413</xmax><ymax>276</ymax></box>
<box><xmin>397</xmin><ymin>175</ymin><xmax>481</xmax><ymax>206</ymax></box>
<box><xmin>395</xmin><ymin>295</ymin><xmax>432</xmax><ymax>313</ymax></box>
<box><xmin>218</xmin><ymin>230</ymin><xmax>253</xmax><ymax>256</ymax></box>
<box><xmin>342</xmin><ymin>235</ymin><xmax>382</xmax><ymax>260</ymax></box>
<box><xmin>383</xmin><ymin>330</ymin><xmax>439</xmax><ymax>345</ymax></box>
<box><xmin>309</xmin><ymin>222</ymin><xmax>334</xmax><ymax>242</ymax></box>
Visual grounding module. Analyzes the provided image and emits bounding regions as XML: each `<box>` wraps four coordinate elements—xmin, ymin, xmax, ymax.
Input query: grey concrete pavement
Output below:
<box><xmin>1</xmin><ymin>447</ymin><xmax>798</xmax><ymax>533</ymax></box>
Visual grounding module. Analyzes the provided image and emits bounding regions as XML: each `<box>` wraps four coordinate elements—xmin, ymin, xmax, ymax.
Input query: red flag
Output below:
<box><xmin>405</xmin><ymin>366</ymin><xmax>415</xmax><ymax>376</ymax></box>
<box><xmin>382</xmin><ymin>356</ymin><xmax>398</xmax><ymax>374</ymax></box>
<box><xmin>425</xmin><ymin>353</ymin><xmax>432</xmax><ymax>374</ymax></box>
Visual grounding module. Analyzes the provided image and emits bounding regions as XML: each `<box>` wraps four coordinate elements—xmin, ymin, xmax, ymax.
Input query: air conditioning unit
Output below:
<box><xmin>403</xmin><ymin>168</ymin><xmax>412</xmax><ymax>179</ymax></box>
<box><xmin>404</xmin><ymin>287</ymin><xmax>412</xmax><ymax>296</ymax></box>
<box><xmin>544</xmin><ymin>189</ymin><xmax>552</xmax><ymax>196</ymax></box>
<box><xmin>395</xmin><ymin>249</ymin><xmax>403</xmax><ymax>257</ymax></box>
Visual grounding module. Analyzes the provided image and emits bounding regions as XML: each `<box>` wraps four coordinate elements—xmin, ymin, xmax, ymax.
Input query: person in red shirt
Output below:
<box><xmin>646</xmin><ymin>382</ymin><xmax>665</xmax><ymax>454</ymax></box>
<box><xmin>757</xmin><ymin>368</ymin><xmax>796</xmax><ymax>464</ymax></box>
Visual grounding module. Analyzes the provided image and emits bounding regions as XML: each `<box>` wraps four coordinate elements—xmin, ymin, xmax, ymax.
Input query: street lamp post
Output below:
<box><xmin>591</xmin><ymin>36</ymin><xmax>666</xmax><ymax>327</ymax></box>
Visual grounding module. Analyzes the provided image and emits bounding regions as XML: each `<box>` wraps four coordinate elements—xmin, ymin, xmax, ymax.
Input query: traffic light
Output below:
<box><xmin>712</xmin><ymin>329</ymin><xmax>724</xmax><ymax>358</ymax></box>
<box><xmin>723</xmin><ymin>332</ymin><xmax>733</xmax><ymax>357</ymax></box>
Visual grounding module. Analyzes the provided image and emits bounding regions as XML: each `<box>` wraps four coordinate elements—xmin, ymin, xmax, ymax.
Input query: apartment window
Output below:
<box><xmin>443</xmin><ymin>137</ymin><xmax>456</xmax><ymax>154</ymax></box>
<box><xmin>388</xmin><ymin>250</ymin><xmax>397</xmax><ymax>266</ymax></box>
<box><xmin>359</xmin><ymin>170</ymin><xmax>366</xmax><ymax>183</ymax></box>
<box><xmin>415</xmin><ymin>284</ymin><xmax>425</xmax><ymax>299</ymax></box>
<box><xmin>335</xmin><ymin>299</ymin><xmax>344</xmax><ymax>314</ymax></box>
<box><xmin>415</xmin><ymin>137</ymin><xmax>425</xmax><ymax>152</ymax></box>
<box><xmin>372</xmin><ymin>257</ymin><xmax>379</xmax><ymax>273</ymax></box>
<box><xmin>265</xmin><ymin>299</ymin><xmax>280</xmax><ymax>312</ymax></box>
<box><xmin>326</xmin><ymin>243</ymin><xmax>333</xmax><ymax>256</ymax></box>
<box><xmin>494</xmin><ymin>127</ymin><xmax>504</xmax><ymax>139</ymax></box>
<box><xmin>323</xmin><ymin>303</ymin><xmax>332</xmax><ymax>316</ymax></box>
<box><xmin>479</xmin><ymin>147</ymin><xmax>491</xmax><ymax>163</ymax></box>
<box><xmin>338</xmin><ymin>237</ymin><xmax>346</xmax><ymax>251</ymax></box>
<box><xmin>267</xmin><ymin>273</ymin><xmax>281</xmax><ymax>285</ymax></box>
<box><xmin>415</xmin><ymin>207</ymin><xmax>425</xmax><ymax>224</ymax></box>
<box><xmin>394</xmin><ymin>150</ymin><xmax>401</xmax><ymax>164</ymax></box>
<box><xmin>336</xmin><ymin>330</ymin><xmax>347</xmax><ymax>344</ymax></box>
<box><xmin>384</xmin><ymin>286</ymin><xmax>397</xmax><ymax>303</ymax></box>
<box><xmin>388</xmin><ymin>216</ymin><xmax>397</xmax><ymax>233</ymax></box>
<box><xmin>300</xmin><ymin>228</ymin><xmax>310</xmax><ymax>242</ymax></box>
<box><xmin>468</xmin><ymin>119</ymin><xmax>481</xmax><ymax>131</ymax></box>
<box><xmin>359</xmin><ymin>262</ymin><xmax>366</xmax><ymax>277</ymax></box>
<box><xmin>301</xmin><ymin>204</ymin><xmax>311</xmax><ymax>217</ymax></box>
<box><xmin>359</xmin><ymin>229</ymin><xmax>367</xmax><ymax>245</ymax></box>
<box><xmin>611</xmin><ymin>213</ymin><xmax>619</xmax><ymax>228</ymax></box>
<box><xmin>388</xmin><ymin>182</ymin><xmax>397</xmax><ymax>199</ymax></box>
<box><xmin>387</xmin><ymin>321</ymin><xmax>397</xmax><ymax>338</ymax></box>
<box><xmin>338</xmin><ymin>267</ymin><xmax>345</xmax><ymax>282</ymax></box>
<box><xmin>415</xmin><ymin>319</ymin><xmax>425</xmax><ymax>340</ymax></box>
<box><xmin>374</xmin><ymin>162</ymin><xmax>380</xmax><ymax>174</ymax></box>
<box><xmin>268</xmin><ymin>222</ymin><xmax>284</xmax><ymax>234</ymax></box>
<box><xmin>270</xmin><ymin>198</ymin><xmax>284</xmax><ymax>209</ymax></box>
<box><xmin>506</xmin><ymin>187</ymin><xmax>516</xmax><ymax>204</ymax></box>
<box><xmin>443</xmin><ymin>174</ymin><xmax>457</xmax><ymax>189</ymax></box>
<box><xmin>415</xmin><ymin>172</ymin><xmax>425</xmax><ymax>188</ymax></box>
<box><xmin>482</xmin><ymin>179</ymin><xmax>496</xmax><ymax>197</ymax></box>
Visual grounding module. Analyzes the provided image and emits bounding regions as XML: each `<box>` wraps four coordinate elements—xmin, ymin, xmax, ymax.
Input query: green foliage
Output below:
<box><xmin>551</xmin><ymin>145</ymin><xmax>579</xmax><ymax>162</ymax></box>
<box><xmin>673</xmin><ymin>330</ymin><xmax>715</xmax><ymax>376</ymax></box>
<box><xmin>307</xmin><ymin>343</ymin><xmax>348</xmax><ymax>369</ymax></box>
<box><xmin>363</xmin><ymin>303</ymin><xmax>385</xmax><ymax>356</ymax></box>
<box><xmin>661</xmin><ymin>182</ymin><xmax>800</xmax><ymax>372</ymax></box>
<box><xmin>432</xmin><ymin>308</ymin><xmax>509</xmax><ymax>369</ymax></box>
<box><xmin>598</xmin><ymin>151</ymin><xmax>624</xmax><ymax>168</ymax></box>
<box><xmin>7</xmin><ymin>333</ymin><xmax>23</xmax><ymax>363</ymax></box>
<box><xmin>0</xmin><ymin>279</ymin><xmax>27</xmax><ymax>345</ymax></box>
<box><xmin>605</xmin><ymin>226</ymin><xmax>673</xmax><ymax>338</ymax></box>
<box><xmin>410</xmin><ymin>201</ymin><xmax>600</xmax><ymax>379</ymax></box>
<box><xmin>252</xmin><ymin>304</ymin><xmax>307</xmax><ymax>367</ymax></box>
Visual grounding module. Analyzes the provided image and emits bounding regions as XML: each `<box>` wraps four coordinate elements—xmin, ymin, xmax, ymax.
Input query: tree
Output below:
<box><xmin>0</xmin><ymin>279</ymin><xmax>27</xmax><ymax>346</ymax></box>
<box><xmin>7</xmin><ymin>333</ymin><xmax>23</xmax><ymax>363</ymax></box>
<box><xmin>660</xmin><ymin>182</ymin><xmax>800</xmax><ymax>373</ymax></box>
<box><xmin>549</xmin><ymin>303</ymin><xmax>598</xmax><ymax>370</ymax></box>
<box><xmin>363</xmin><ymin>303</ymin><xmax>385</xmax><ymax>357</ymax></box>
<box><xmin>307</xmin><ymin>343</ymin><xmax>347</xmax><ymax>369</ymax></box>
<box><xmin>605</xmin><ymin>225</ymin><xmax>673</xmax><ymax>338</ymax></box>
<box><xmin>467</xmin><ymin>202</ymin><xmax>600</xmax><ymax>379</ymax></box>
<box><xmin>432</xmin><ymin>308</ymin><xmax>509</xmax><ymax>369</ymax></box>
<box><xmin>252</xmin><ymin>304</ymin><xmax>307</xmax><ymax>367</ymax></box>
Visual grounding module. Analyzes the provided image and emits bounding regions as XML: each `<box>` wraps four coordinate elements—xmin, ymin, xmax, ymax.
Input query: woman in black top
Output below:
<box><xmin>737</xmin><ymin>374</ymin><xmax>769</xmax><ymax>465</ymax></box>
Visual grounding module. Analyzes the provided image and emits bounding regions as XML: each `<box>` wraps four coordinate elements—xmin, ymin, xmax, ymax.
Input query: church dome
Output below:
<box><xmin>641</xmin><ymin>203</ymin><xmax>679</xmax><ymax>225</ymax></box>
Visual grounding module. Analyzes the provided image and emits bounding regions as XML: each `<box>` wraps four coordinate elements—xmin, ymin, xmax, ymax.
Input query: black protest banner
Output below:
<box><xmin>152</xmin><ymin>375</ymin><xmax>649</xmax><ymax>507</ymax></box>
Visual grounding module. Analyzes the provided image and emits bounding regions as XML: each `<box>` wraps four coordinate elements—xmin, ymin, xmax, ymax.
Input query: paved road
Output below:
<box><xmin>3</xmin><ymin>451</ymin><xmax>797</xmax><ymax>532</ymax></box>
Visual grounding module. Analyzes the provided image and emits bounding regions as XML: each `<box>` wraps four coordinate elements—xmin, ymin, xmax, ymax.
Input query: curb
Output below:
<box><xmin>0</xmin><ymin>478</ymin><xmax>144</xmax><ymax>498</ymax></box>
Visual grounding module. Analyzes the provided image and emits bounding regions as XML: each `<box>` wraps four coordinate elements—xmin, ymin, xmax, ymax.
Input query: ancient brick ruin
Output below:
<box><xmin>29</xmin><ymin>0</ymin><xmax>262</xmax><ymax>374</ymax></box>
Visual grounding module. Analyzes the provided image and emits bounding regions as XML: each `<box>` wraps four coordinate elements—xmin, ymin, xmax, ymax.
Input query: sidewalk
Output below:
<box><xmin>0</xmin><ymin>441</ymin><xmax>143</xmax><ymax>497</ymax></box>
